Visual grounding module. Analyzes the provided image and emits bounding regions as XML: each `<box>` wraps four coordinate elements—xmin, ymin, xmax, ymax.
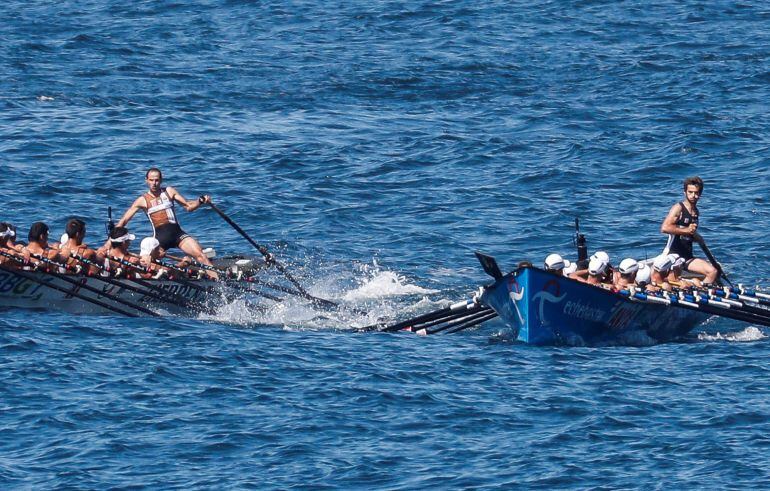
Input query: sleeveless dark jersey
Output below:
<box><xmin>663</xmin><ymin>201</ymin><xmax>698</xmax><ymax>259</ymax></box>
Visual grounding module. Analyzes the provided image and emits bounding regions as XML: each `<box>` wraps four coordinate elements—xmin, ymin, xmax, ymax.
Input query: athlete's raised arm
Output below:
<box><xmin>167</xmin><ymin>186</ymin><xmax>210</xmax><ymax>212</ymax></box>
<box><xmin>116</xmin><ymin>196</ymin><xmax>147</xmax><ymax>228</ymax></box>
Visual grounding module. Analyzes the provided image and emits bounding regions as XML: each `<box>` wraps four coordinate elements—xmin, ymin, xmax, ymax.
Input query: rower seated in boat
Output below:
<box><xmin>585</xmin><ymin>255</ymin><xmax>611</xmax><ymax>287</ymax></box>
<box><xmin>23</xmin><ymin>222</ymin><xmax>60</xmax><ymax>271</ymax></box>
<box><xmin>650</xmin><ymin>253</ymin><xmax>681</xmax><ymax>291</ymax></box>
<box><xmin>98</xmin><ymin>226</ymin><xmax>140</xmax><ymax>278</ymax></box>
<box><xmin>613</xmin><ymin>258</ymin><xmax>639</xmax><ymax>290</ymax></box>
<box><xmin>635</xmin><ymin>262</ymin><xmax>652</xmax><ymax>290</ymax></box>
<box><xmin>544</xmin><ymin>253</ymin><xmax>579</xmax><ymax>277</ymax></box>
<box><xmin>138</xmin><ymin>237</ymin><xmax>169</xmax><ymax>279</ymax></box>
<box><xmin>58</xmin><ymin>218</ymin><xmax>99</xmax><ymax>275</ymax></box>
<box><xmin>571</xmin><ymin>251</ymin><xmax>612</xmax><ymax>285</ymax></box>
<box><xmin>0</xmin><ymin>223</ymin><xmax>24</xmax><ymax>267</ymax></box>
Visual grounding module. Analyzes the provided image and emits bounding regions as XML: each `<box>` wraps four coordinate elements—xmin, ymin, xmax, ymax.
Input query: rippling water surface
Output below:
<box><xmin>2</xmin><ymin>0</ymin><xmax>770</xmax><ymax>488</ymax></box>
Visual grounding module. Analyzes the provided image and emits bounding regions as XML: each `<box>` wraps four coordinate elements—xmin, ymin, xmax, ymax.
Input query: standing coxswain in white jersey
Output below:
<box><xmin>660</xmin><ymin>176</ymin><xmax>718</xmax><ymax>285</ymax></box>
<box><xmin>109</xmin><ymin>167</ymin><xmax>217</xmax><ymax>278</ymax></box>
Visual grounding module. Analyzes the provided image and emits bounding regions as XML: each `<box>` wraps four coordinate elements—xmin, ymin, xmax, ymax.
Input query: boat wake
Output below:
<box><xmin>697</xmin><ymin>326</ymin><xmax>767</xmax><ymax>343</ymax></box>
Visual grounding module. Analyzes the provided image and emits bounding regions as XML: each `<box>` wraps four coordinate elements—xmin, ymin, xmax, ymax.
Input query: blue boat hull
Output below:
<box><xmin>480</xmin><ymin>266</ymin><xmax>709</xmax><ymax>345</ymax></box>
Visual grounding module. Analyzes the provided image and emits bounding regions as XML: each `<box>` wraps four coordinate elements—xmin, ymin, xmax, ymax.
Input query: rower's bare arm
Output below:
<box><xmin>116</xmin><ymin>197</ymin><xmax>146</xmax><ymax>227</ymax></box>
<box><xmin>169</xmin><ymin>186</ymin><xmax>209</xmax><ymax>212</ymax></box>
<box><xmin>660</xmin><ymin>203</ymin><xmax>693</xmax><ymax>235</ymax></box>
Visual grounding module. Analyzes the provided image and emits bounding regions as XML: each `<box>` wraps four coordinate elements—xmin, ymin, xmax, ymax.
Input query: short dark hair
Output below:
<box><xmin>146</xmin><ymin>167</ymin><xmax>163</xmax><ymax>179</ymax></box>
<box><xmin>110</xmin><ymin>226</ymin><xmax>129</xmax><ymax>240</ymax></box>
<box><xmin>683</xmin><ymin>176</ymin><xmax>704</xmax><ymax>193</ymax></box>
<box><xmin>28</xmin><ymin>222</ymin><xmax>49</xmax><ymax>243</ymax></box>
<box><xmin>65</xmin><ymin>218</ymin><xmax>86</xmax><ymax>238</ymax></box>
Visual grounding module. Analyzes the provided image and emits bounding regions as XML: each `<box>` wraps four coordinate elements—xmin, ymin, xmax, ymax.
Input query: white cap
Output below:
<box><xmin>140</xmin><ymin>237</ymin><xmax>160</xmax><ymax>256</ymax></box>
<box><xmin>588</xmin><ymin>257</ymin><xmax>608</xmax><ymax>276</ymax></box>
<box><xmin>591</xmin><ymin>251</ymin><xmax>610</xmax><ymax>264</ymax></box>
<box><xmin>653</xmin><ymin>254</ymin><xmax>673</xmax><ymax>272</ymax></box>
<box><xmin>544</xmin><ymin>253</ymin><xmax>565</xmax><ymax>271</ymax></box>
<box><xmin>618</xmin><ymin>258</ymin><xmax>639</xmax><ymax>275</ymax></box>
<box><xmin>60</xmin><ymin>233</ymin><xmax>69</xmax><ymax>244</ymax></box>
<box><xmin>636</xmin><ymin>263</ymin><xmax>651</xmax><ymax>284</ymax></box>
<box><xmin>563</xmin><ymin>260</ymin><xmax>577</xmax><ymax>276</ymax></box>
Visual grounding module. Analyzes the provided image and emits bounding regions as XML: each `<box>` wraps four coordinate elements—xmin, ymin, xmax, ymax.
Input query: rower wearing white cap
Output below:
<box><xmin>544</xmin><ymin>253</ymin><xmax>565</xmax><ymax>272</ymax></box>
<box><xmin>138</xmin><ymin>237</ymin><xmax>168</xmax><ymax>279</ymax></box>
<box><xmin>660</xmin><ymin>176</ymin><xmax>718</xmax><ymax>284</ymax></box>
<box><xmin>614</xmin><ymin>258</ymin><xmax>639</xmax><ymax>290</ymax></box>
<box><xmin>0</xmin><ymin>223</ymin><xmax>23</xmax><ymax>267</ymax></box>
<box><xmin>585</xmin><ymin>255</ymin><xmax>610</xmax><ymax>286</ymax></box>
<box><xmin>98</xmin><ymin>226</ymin><xmax>139</xmax><ymax>277</ymax></box>
<box><xmin>635</xmin><ymin>262</ymin><xmax>652</xmax><ymax>290</ymax></box>
<box><xmin>573</xmin><ymin>250</ymin><xmax>612</xmax><ymax>283</ymax></box>
<box><xmin>544</xmin><ymin>253</ymin><xmax>579</xmax><ymax>278</ymax></box>
<box><xmin>651</xmin><ymin>253</ymin><xmax>675</xmax><ymax>291</ymax></box>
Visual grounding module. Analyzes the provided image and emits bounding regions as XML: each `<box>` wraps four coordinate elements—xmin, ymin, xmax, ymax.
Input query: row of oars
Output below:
<box><xmin>0</xmin><ymin>202</ymin><xmax>351</xmax><ymax>319</ymax></box>
<box><xmin>361</xmin><ymin>297</ymin><xmax>499</xmax><ymax>335</ymax></box>
<box><xmin>623</xmin><ymin>283</ymin><xmax>770</xmax><ymax>328</ymax></box>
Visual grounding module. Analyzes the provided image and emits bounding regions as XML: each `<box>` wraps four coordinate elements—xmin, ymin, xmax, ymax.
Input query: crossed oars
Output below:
<box><xmin>69</xmin><ymin>251</ymin><xmax>214</xmax><ymax>314</ymax></box>
<box><xmin>0</xmin><ymin>250</ymin><xmax>157</xmax><ymax>318</ymax></box>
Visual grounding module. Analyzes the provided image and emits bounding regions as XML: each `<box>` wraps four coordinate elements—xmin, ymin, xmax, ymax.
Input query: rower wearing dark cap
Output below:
<box><xmin>111</xmin><ymin>167</ymin><xmax>216</xmax><ymax>278</ymax></box>
<box><xmin>661</xmin><ymin>176</ymin><xmax>718</xmax><ymax>284</ymax></box>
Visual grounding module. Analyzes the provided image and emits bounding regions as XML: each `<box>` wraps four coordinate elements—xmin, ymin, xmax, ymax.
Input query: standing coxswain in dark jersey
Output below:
<box><xmin>108</xmin><ymin>167</ymin><xmax>217</xmax><ymax>279</ymax></box>
<box><xmin>660</xmin><ymin>176</ymin><xmax>718</xmax><ymax>284</ymax></box>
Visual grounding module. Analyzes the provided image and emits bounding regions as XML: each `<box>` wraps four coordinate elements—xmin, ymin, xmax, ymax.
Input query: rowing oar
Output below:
<box><xmin>422</xmin><ymin>307</ymin><xmax>497</xmax><ymax>335</ymax></box>
<box><xmin>164</xmin><ymin>253</ymin><xmax>365</xmax><ymax>314</ymax></box>
<box><xmin>22</xmin><ymin>252</ymin><xmax>162</xmax><ymax>317</ymax></box>
<box><xmin>155</xmin><ymin>259</ymin><xmax>285</xmax><ymax>303</ymax></box>
<box><xmin>363</xmin><ymin>298</ymin><xmax>485</xmax><ymax>333</ymax></box>
<box><xmin>71</xmin><ymin>252</ymin><xmax>207</xmax><ymax>312</ymax></box>
<box><xmin>439</xmin><ymin>309</ymin><xmax>499</xmax><ymax>335</ymax></box>
<box><xmin>0</xmin><ymin>252</ymin><xmax>146</xmax><ymax>317</ymax></box>
<box><xmin>627</xmin><ymin>288</ymin><xmax>770</xmax><ymax>328</ymax></box>
<box><xmin>693</xmin><ymin>232</ymin><xmax>734</xmax><ymax>288</ymax></box>
<box><xmin>206</xmin><ymin>202</ymin><xmax>340</xmax><ymax>308</ymax></box>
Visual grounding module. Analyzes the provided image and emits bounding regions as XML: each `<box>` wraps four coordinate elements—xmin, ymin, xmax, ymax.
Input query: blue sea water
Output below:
<box><xmin>2</xmin><ymin>0</ymin><xmax>770</xmax><ymax>488</ymax></box>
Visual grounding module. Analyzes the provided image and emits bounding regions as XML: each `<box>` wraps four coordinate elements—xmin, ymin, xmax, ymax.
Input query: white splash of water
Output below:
<box><xmin>342</xmin><ymin>271</ymin><xmax>438</xmax><ymax>301</ymax></box>
<box><xmin>698</xmin><ymin>326</ymin><xmax>766</xmax><ymax>342</ymax></box>
<box><xmin>197</xmin><ymin>259</ymin><xmax>448</xmax><ymax>331</ymax></box>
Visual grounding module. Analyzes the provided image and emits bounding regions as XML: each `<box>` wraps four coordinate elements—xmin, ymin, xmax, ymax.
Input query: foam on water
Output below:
<box><xmin>698</xmin><ymin>326</ymin><xmax>766</xmax><ymax>343</ymax></box>
<box><xmin>342</xmin><ymin>270</ymin><xmax>438</xmax><ymax>301</ymax></box>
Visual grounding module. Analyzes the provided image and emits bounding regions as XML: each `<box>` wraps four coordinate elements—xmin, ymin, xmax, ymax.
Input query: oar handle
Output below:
<box><xmin>693</xmin><ymin>232</ymin><xmax>733</xmax><ymax>287</ymax></box>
